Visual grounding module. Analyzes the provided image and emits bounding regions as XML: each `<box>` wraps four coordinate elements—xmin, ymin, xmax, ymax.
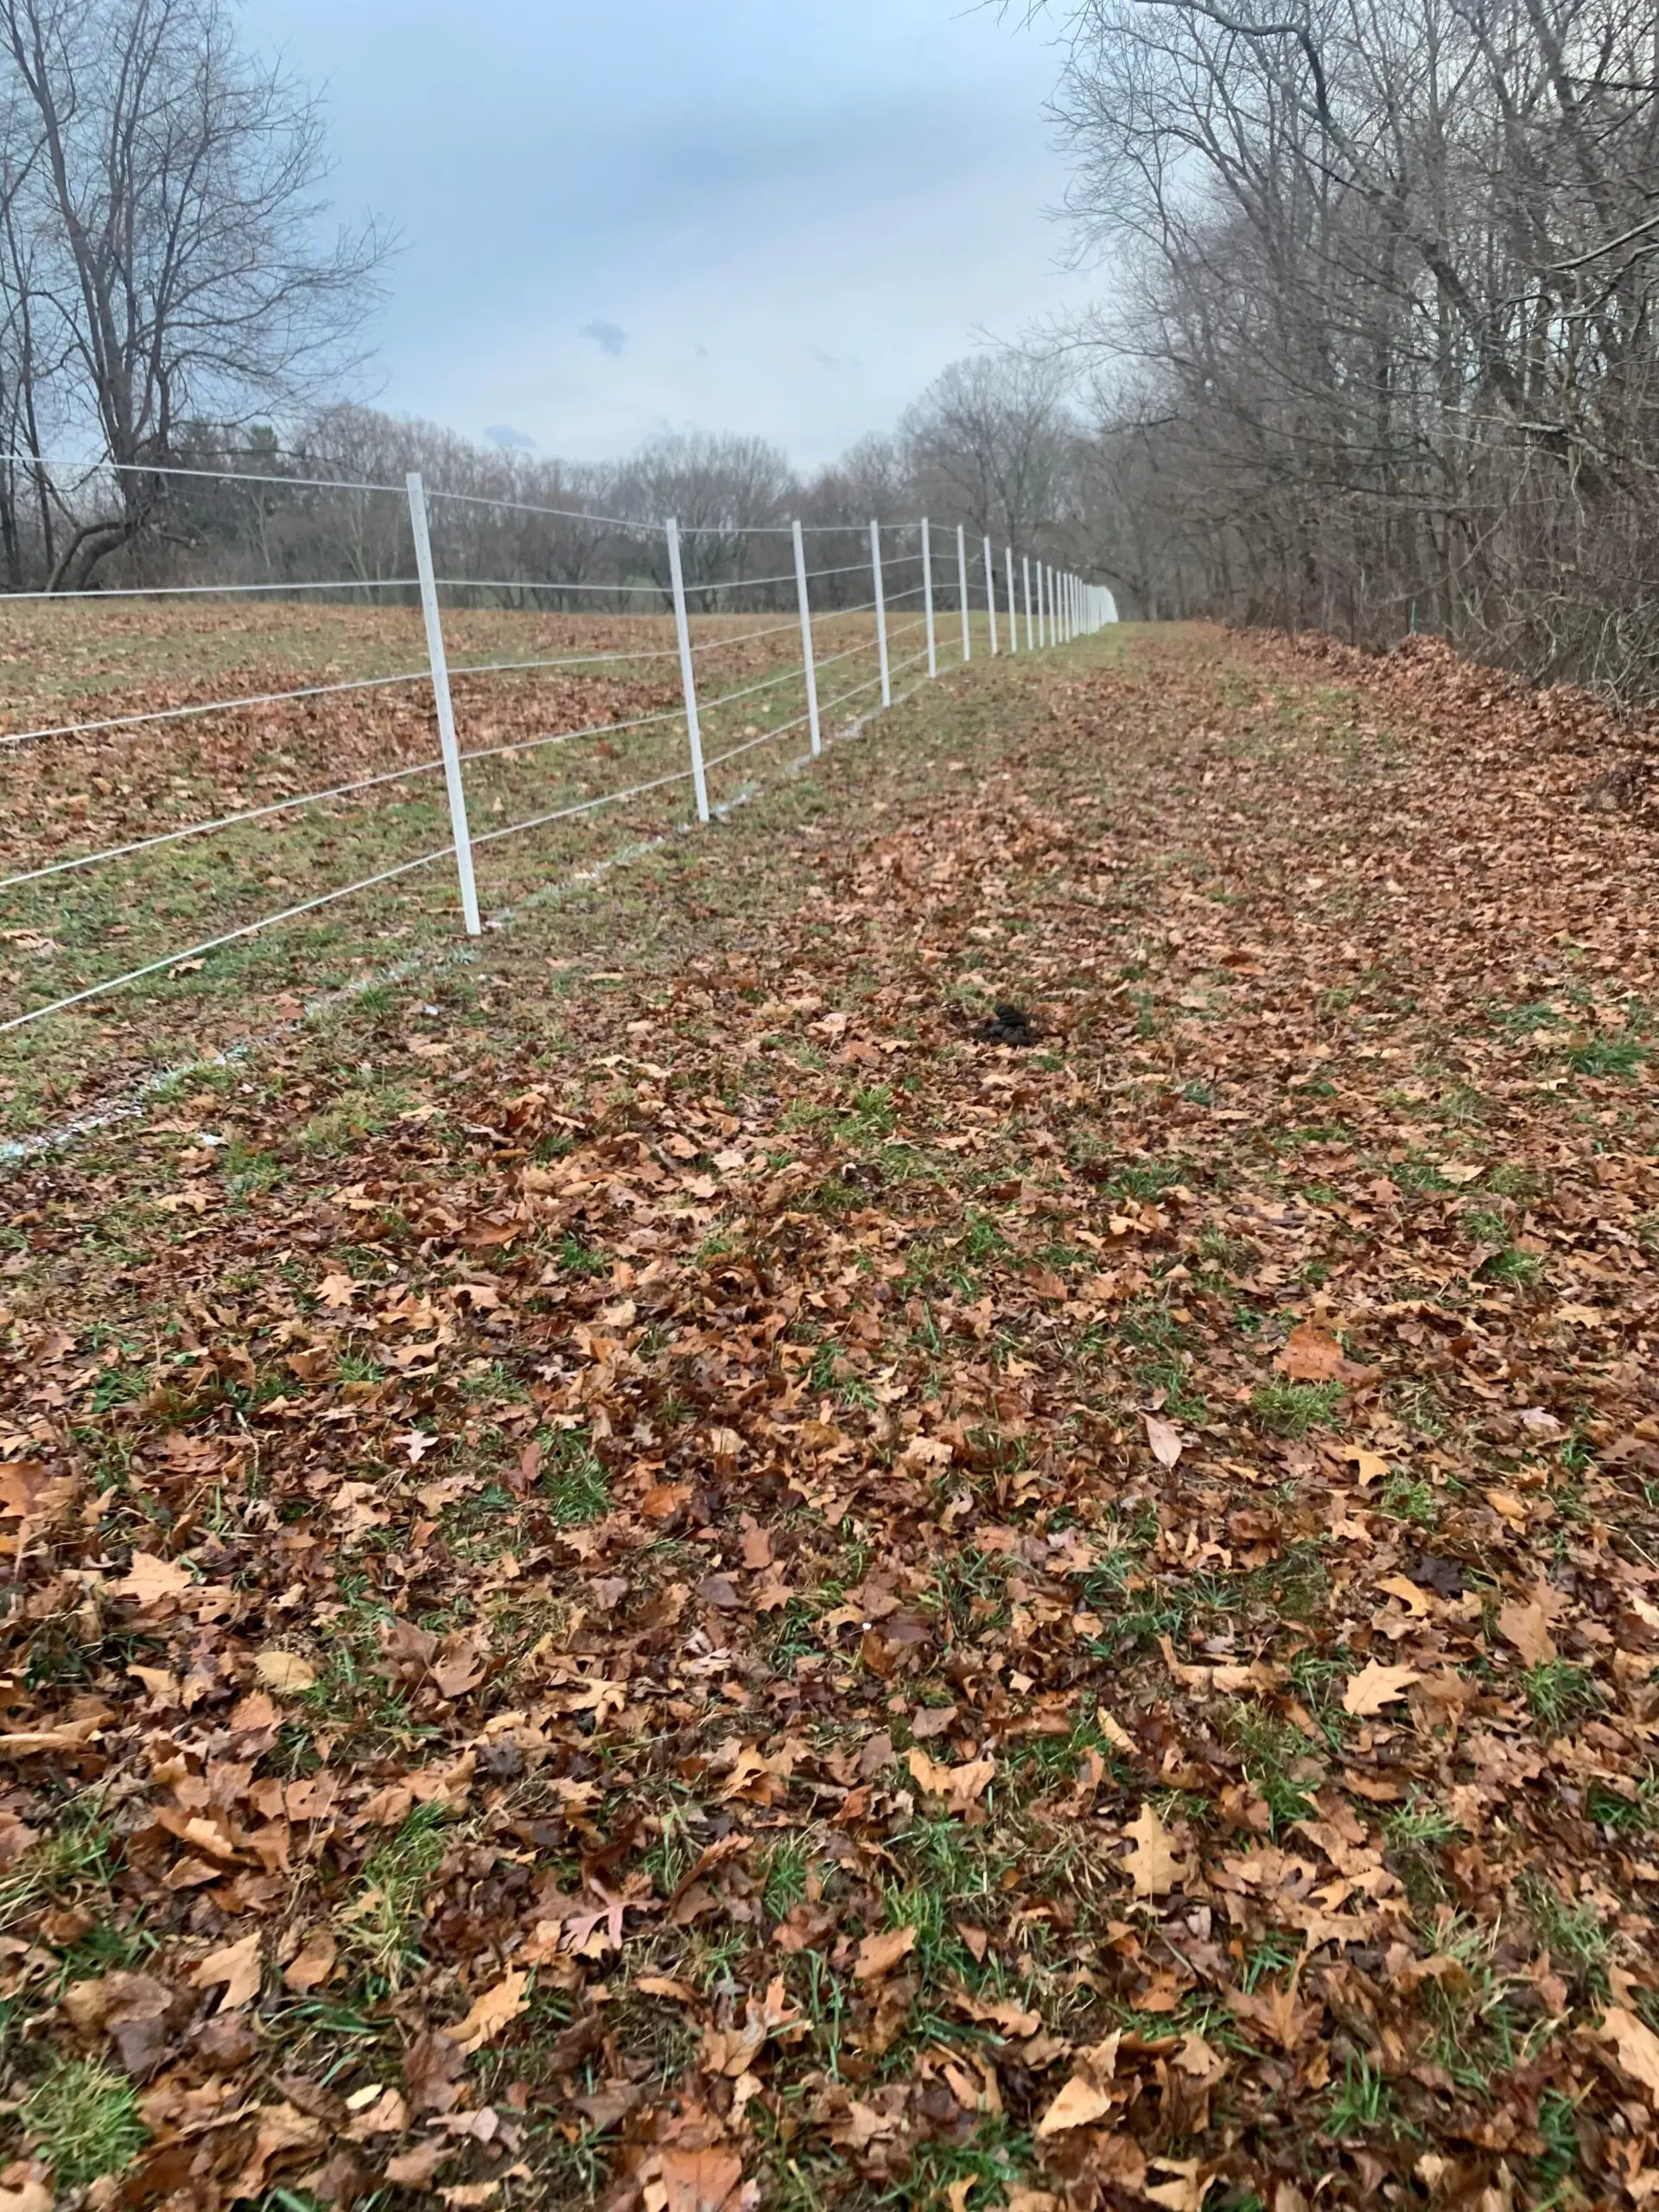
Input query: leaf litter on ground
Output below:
<box><xmin>0</xmin><ymin>623</ymin><xmax>1657</xmax><ymax>2208</ymax></box>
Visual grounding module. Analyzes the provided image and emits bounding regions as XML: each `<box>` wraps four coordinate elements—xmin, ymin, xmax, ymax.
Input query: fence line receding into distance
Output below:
<box><xmin>0</xmin><ymin>460</ymin><xmax>1118</xmax><ymax>1042</ymax></box>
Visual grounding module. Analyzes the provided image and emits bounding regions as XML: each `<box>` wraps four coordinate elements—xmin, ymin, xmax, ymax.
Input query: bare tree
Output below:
<box><xmin>1028</xmin><ymin>0</ymin><xmax>1659</xmax><ymax>700</ymax></box>
<box><xmin>0</xmin><ymin>0</ymin><xmax>386</xmax><ymax>586</ymax></box>
<box><xmin>900</xmin><ymin>353</ymin><xmax>1080</xmax><ymax>543</ymax></box>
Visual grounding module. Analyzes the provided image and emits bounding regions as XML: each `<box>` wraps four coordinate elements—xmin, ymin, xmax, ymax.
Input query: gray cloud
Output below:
<box><xmin>582</xmin><ymin>320</ymin><xmax>629</xmax><ymax>358</ymax></box>
<box><xmin>485</xmin><ymin>423</ymin><xmax>536</xmax><ymax>448</ymax></box>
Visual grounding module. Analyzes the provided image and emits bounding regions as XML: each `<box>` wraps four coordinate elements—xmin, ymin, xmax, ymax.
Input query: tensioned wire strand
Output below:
<box><xmin>0</xmin><ymin>455</ymin><xmax>1024</xmax><ymax>554</ymax></box>
<box><xmin>0</xmin><ymin>613</ymin><xmax>988</xmax><ymax>1034</ymax></box>
<box><xmin>0</xmin><ymin>619</ymin><xmax>918</xmax><ymax>887</ymax></box>
<box><xmin>0</xmin><ymin>606</ymin><xmax>877</xmax><ymax>747</ymax></box>
<box><xmin>0</xmin><ymin>555</ymin><xmax>911</xmax><ymax>603</ymax></box>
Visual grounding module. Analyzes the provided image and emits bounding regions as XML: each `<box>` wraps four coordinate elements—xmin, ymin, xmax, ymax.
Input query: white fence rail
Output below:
<box><xmin>0</xmin><ymin>458</ymin><xmax>1117</xmax><ymax>1042</ymax></box>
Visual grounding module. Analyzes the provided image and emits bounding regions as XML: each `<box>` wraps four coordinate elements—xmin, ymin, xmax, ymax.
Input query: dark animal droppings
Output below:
<box><xmin>976</xmin><ymin>1000</ymin><xmax>1039</xmax><ymax>1046</ymax></box>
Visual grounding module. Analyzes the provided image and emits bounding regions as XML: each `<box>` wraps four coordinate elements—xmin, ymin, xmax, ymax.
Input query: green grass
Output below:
<box><xmin>1224</xmin><ymin>1704</ymin><xmax>1320</xmax><ymax>1834</ymax></box>
<box><xmin>0</xmin><ymin>1804</ymin><xmax>118</xmax><ymax>1932</ymax></box>
<box><xmin>336</xmin><ymin>1804</ymin><xmax>450</xmax><ymax>1992</ymax></box>
<box><xmin>1385</xmin><ymin>1792</ymin><xmax>1461</xmax><ymax>1852</ymax></box>
<box><xmin>24</xmin><ymin>2056</ymin><xmax>147</xmax><ymax>2185</ymax></box>
<box><xmin>1526</xmin><ymin>1878</ymin><xmax>1611</xmax><ymax>1991</ymax></box>
<box><xmin>1252</xmin><ymin>1377</ymin><xmax>1342</xmax><ymax>1436</ymax></box>
<box><xmin>759</xmin><ymin>1837</ymin><xmax>812</xmax><ymax>1923</ymax></box>
<box><xmin>1566</xmin><ymin>1036</ymin><xmax>1644</xmax><ymax>1077</ymax></box>
<box><xmin>1377</xmin><ymin>1471</ymin><xmax>1439</xmax><ymax>1529</ymax></box>
<box><xmin>1524</xmin><ymin>1659</ymin><xmax>1599</xmax><ymax>1733</ymax></box>
<box><xmin>1325</xmin><ymin>2054</ymin><xmax>1394</xmax><ymax>2139</ymax></box>
<box><xmin>1534</xmin><ymin>2088</ymin><xmax>1581</xmax><ymax>2202</ymax></box>
<box><xmin>542</xmin><ymin>1429</ymin><xmax>611</xmax><ymax>1524</ymax></box>
<box><xmin>554</xmin><ymin>1232</ymin><xmax>611</xmax><ymax>1278</ymax></box>
<box><xmin>885</xmin><ymin>2117</ymin><xmax>1033</xmax><ymax>2209</ymax></box>
<box><xmin>1483</xmin><ymin>1245</ymin><xmax>1545</xmax><ymax>1288</ymax></box>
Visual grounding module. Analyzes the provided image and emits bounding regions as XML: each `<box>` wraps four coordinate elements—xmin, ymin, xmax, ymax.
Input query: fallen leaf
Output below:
<box><xmin>1342</xmin><ymin>1661</ymin><xmax>1421</xmax><ymax>1716</ymax></box>
<box><xmin>1499</xmin><ymin>1595</ymin><xmax>1559</xmax><ymax>1667</ymax></box>
<box><xmin>1602</xmin><ymin>2006</ymin><xmax>1659</xmax><ymax>2104</ymax></box>
<box><xmin>641</xmin><ymin>1482</ymin><xmax>693</xmax><ymax>1519</ymax></box>
<box><xmin>283</xmin><ymin>1927</ymin><xmax>338</xmax><ymax>1993</ymax></box>
<box><xmin>116</xmin><ymin>1549</ymin><xmax>191</xmax><ymax>1605</ymax></box>
<box><xmin>659</xmin><ymin>2147</ymin><xmax>745</xmax><ymax>2212</ymax></box>
<box><xmin>191</xmin><ymin>1929</ymin><xmax>263</xmax><ymax>2010</ymax></box>
<box><xmin>0</xmin><ymin>2186</ymin><xmax>54</xmax><ymax>2212</ymax></box>
<box><xmin>906</xmin><ymin>1746</ymin><xmax>995</xmax><ymax>1809</ymax></box>
<box><xmin>637</xmin><ymin>1973</ymin><xmax>700</xmax><ymax>2003</ymax></box>
<box><xmin>1145</xmin><ymin>1414</ymin><xmax>1183</xmax><ymax>1469</ymax></box>
<box><xmin>1036</xmin><ymin>2074</ymin><xmax>1115</xmax><ymax>2135</ymax></box>
<box><xmin>1122</xmin><ymin>1802</ymin><xmax>1185</xmax><ymax>1897</ymax></box>
<box><xmin>855</xmin><ymin>1925</ymin><xmax>917</xmax><ymax>1980</ymax></box>
<box><xmin>385</xmin><ymin>2140</ymin><xmax>454</xmax><ymax>2188</ymax></box>
<box><xmin>450</xmin><ymin>1967</ymin><xmax>530</xmax><ymax>2054</ymax></box>
<box><xmin>1276</xmin><ymin>1324</ymin><xmax>1347</xmax><ymax>1381</ymax></box>
<box><xmin>1144</xmin><ymin>2158</ymin><xmax>1217</xmax><ymax>2212</ymax></box>
<box><xmin>1175</xmin><ymin>2029</ymin><xmax>1227</xmax><ymax>2084</ymax></box>
<box><xmin>951</xmin><ymin>1987</ymin><xmax>1040</xmax><ymax>2037</ymax></box>
<box><xmin>254</xmin><ymin>1649</ymin><xmax>318</xmax><ymax>1694</ymax></box>
<box><xmin>739</xmin><ymin>1518</ymin><xmax>773</xmax><ymax>1569</ymax></box>
<box><xmin>1341</xmin><ymin>1446</ymin><xmax>1389</xmax><ymax>1484</ymax></box>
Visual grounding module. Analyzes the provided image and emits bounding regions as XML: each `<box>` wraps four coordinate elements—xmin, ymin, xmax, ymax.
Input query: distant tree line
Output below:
<box><xmin>0</xmin><ymin>360</ymin><xmax>1103</xmax><ymax>613</ymax></box>
<box><xmin>0</xmin><ymin>0</ymin><xmax>1107</xmax><ymax>617</ymax></box>
<box><xmin>1035</xmin><ymin>0</ymin><xmax>1659</xmax><ymax>702</ymax></box>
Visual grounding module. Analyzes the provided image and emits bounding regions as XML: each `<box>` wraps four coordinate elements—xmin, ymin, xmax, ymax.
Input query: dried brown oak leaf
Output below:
<box><xmin>855</xmin><ymin>1925</ymin><xmax>917</xmax><ymax>1980</ymax></box>
<box><xmin>1122</xmin><ymin>1802</ymin><xmax>1186</xmax><ymax>1897</ymax></box>
<box><xmin>191</xmin><ymin>1929</ymin><xmax>262</xmax><ymax>2011</ymax></box>
<box><xmin>1342</xmin><ymin>1662</ymin><xmax>1421</xmax><ymax>1717</ymax></box>
<box><xmin>1601</xmin><ymin>2007</ymin><xmax>1659</xmax><ymax>2105</ymax></box>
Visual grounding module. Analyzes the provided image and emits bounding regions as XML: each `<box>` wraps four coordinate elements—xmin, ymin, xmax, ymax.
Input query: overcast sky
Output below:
<box><xmin>251</xmin><ymin>0</ymin><xmax>1101</xmax><ymax>468</ymax></box>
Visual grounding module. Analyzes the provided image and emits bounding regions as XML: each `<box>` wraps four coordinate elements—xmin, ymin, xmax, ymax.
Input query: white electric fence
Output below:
<box><xmin>0</xmin><ymin>455</ymin><xmax>1117</xmax><ymax>1039</ymax></box>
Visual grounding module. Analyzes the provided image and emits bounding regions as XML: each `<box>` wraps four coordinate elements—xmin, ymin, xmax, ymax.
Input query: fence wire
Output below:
<box><xmin>0</xmin><ymin>485</ymin><xmax>1108</xmax><ymax>1039</ymax></box>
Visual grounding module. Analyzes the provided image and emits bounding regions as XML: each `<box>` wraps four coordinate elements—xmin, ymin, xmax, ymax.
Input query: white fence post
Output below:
<box><xmin>406</xmin><ymin>472</ymin><xmax>481</xmax><ymax>938</ymax></box>
<box><xmin>666</xmin><ymin>517</ymin><xmax>710</xmax><ymax>823</ymax></box>
<box><xmin>1005</xmin><ymin>547</ymin><xmax>1018</xmax><ymax>653</ymax></box>
<box><xmin>956</xmin><ymin>524</ymin><xmax>970</xmax><ymax>661</ymax></box>
<box><xmin>983</xmin><ymin>535</ymin><xmax>999</xmax><ymax>654</ymax></box>
<box><xmin>791</xmin><ymin>518</ymin><xmax>821</xmax><ymax>758</ymax></box>
<box><xmin>922</xmin><ymin>518</ymin><xmax>938</xmax><ymax>679</ymax></box>
<box><xmin>870</xmin><ymin>518</ymin><xmax>891</xmax><ymax>708</ymax></box>
<box><xmin>1023</xmin><ymin>555</ymin><xmax>1033</xmax><ymax>651</ymax></box>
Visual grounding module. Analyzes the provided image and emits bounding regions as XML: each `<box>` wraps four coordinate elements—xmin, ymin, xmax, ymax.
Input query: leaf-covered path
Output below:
<box><xmin>4</xmin><ymin>625</ymin><xmax>1659</xmax><ymax>2212</ymax></box>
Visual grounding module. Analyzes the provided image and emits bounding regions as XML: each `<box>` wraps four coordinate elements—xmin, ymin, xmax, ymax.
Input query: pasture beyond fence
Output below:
<box><xmin>0</xmin><ymin>460</ymin><xmax>1115</xmax><ymax>1081</ymax></box>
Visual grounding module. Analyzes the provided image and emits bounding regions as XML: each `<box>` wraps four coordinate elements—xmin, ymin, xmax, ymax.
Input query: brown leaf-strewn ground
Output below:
<box><xmin>3</xmin><ymin>624</ymin><xmax>1659</xmax><ymax>2212</ymax></box>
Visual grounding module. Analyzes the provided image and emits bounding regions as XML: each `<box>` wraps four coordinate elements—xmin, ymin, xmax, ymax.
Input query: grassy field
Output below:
<box><xmin>2</xmin><ymin>622</ymin><xmax>1658</xmax><ymax>2210</ymax></box>
<box><xmin>0</xmin><ymin>600</ymin><xmax>963</xmax><ymax>1131</ymax></box>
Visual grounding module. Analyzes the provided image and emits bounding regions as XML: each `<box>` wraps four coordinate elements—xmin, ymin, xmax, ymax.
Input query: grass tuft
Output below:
<box><xmin>24</xmin><ymin>2056</ymin><xmax>147</xmax><ymax>2185</ymax></box>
